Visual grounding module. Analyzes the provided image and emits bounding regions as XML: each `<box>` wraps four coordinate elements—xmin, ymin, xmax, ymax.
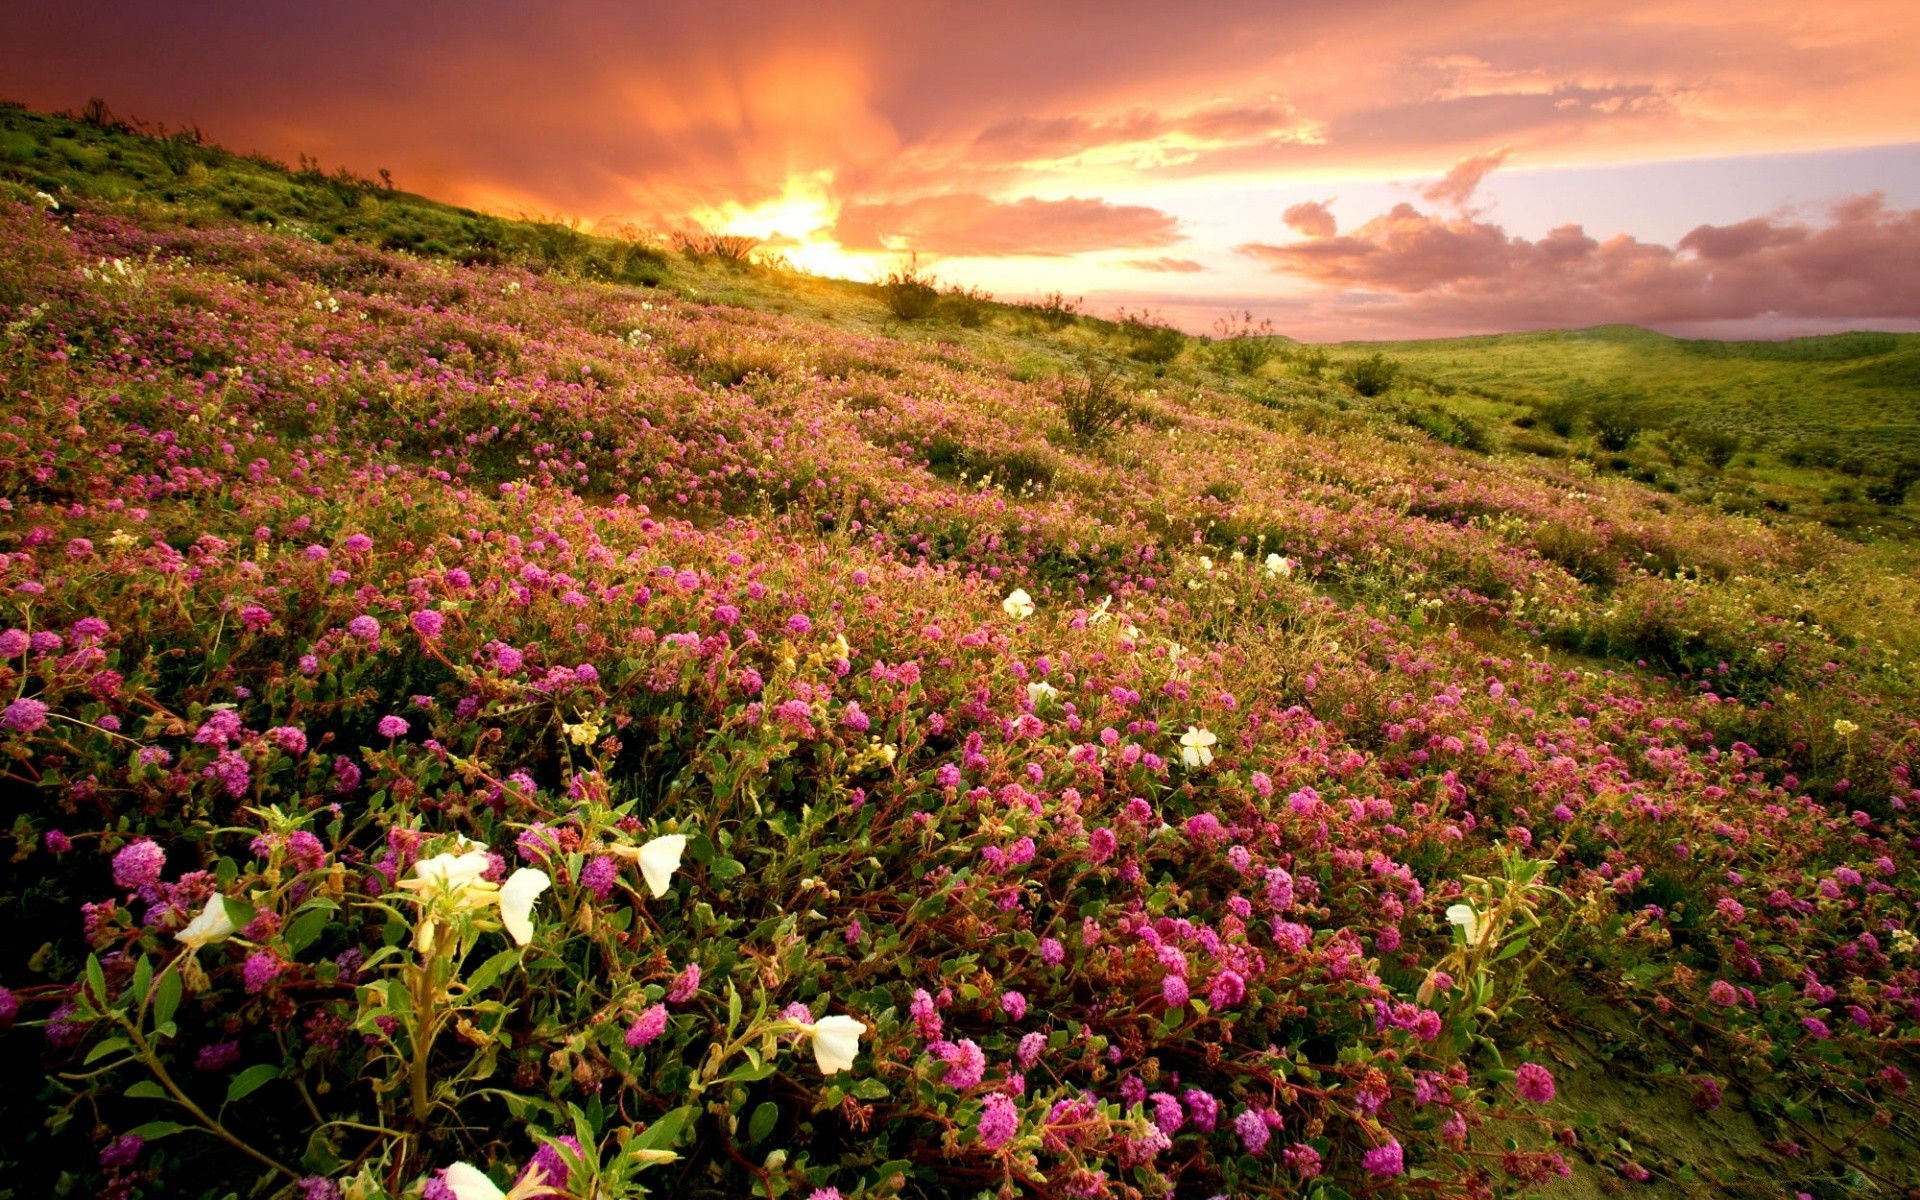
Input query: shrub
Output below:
<box><xmin>877</xmin><ymin>253</ymin><xmax>940</xmax><ymax>321</ymax></box>
<box><xmin>1116</xmin><ymin>308</ymin><xmax>1184</xmax><ymax>363</ymax></box>
<box><xmin>1057</xmin><ymin>357</ymin><xmax>1133</xmax><ymax>442</ymax></box>
<box><xmin>936</xmin><ymin>284</ymin><xmax>993</xmax><ymax>328</ymax></box>
<box><xmin>1671</xmin><ymin>424</ymin><xmax>1740</xmax><ymax>469</ymax></box>
<box><xmin>1295</xmin><ymin>345</ymin><xmax>1330</xmax><ymax>378</ymax></box>
<box><xmin>1019</xmin><ymin>290</ymin><xmax>1081</xmax><ymax>328</ymax></box>
<box><xmin>1588</xmin><ymin>396</ymin><xmax>1646</xmax><ymax>451</ymax></box>
<box><xmin>1342</xmin><ymin>351</ymin><xmax>1400</xmax><ymax>397</ymax></box>
<box><xmin>671</xmin><ymin>227</ymin><xmax>761</xmax><ymax>267</ymax></box>
<box><xmin>1212</xmin><ymin>311</ymin><xmax>1282</xmax><ymax>373</ymax></box>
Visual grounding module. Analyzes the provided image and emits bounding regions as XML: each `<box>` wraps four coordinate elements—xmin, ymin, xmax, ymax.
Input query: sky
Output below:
<box><xmin>7</xmin><ymin>0</ymin><xmax>1920</xmax><ymax>340</ymax></box>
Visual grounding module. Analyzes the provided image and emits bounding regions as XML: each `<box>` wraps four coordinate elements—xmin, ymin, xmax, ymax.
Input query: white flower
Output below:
<box><xmin>442</xmin><ymin>1162</ymin><xmax>506</xmax><ymax>1200</ymax></box>
<box><xmin>1002</xmin><ymin>588</ymin><xmax>1034</xmax><ymax>620</ymax></box>
<box><xmin>1446</xmin><ymin>903</ymin><xmax>1482</xmax><ymax>945</ymax></box>
<box><xmin>1197</xmin><ymin>556</ymin><xmax>1213</xmax><ymax>572</ymax></box>
<box><xmin>498</xmin><ymin>868</ymin><xmax>552</xmax><ymax>946</ymax></box>
<box><xmin>1087</xmin><ymin>596</ymin><xmax>1113</xmax><ymax>626</ymax></box>
<box><xmin>1027</xmin><ymin>680</ymin><xmax>1059</xmax><ymax>708</ymax></box>
<box><xmin>35</xmin><ymin>190</ymin><xmax>59</xmax><ymax>211</ymax></box>
<box><xmin>1179</xmin><ymin>726</ymin><xmax>1216</xmax><ymax>769</ymax></box>
<box><xmin>1264</xmin><ymin>553</ymin><xmax>1293</xmax><ymax>577</ymax></box>
<box><xmin>637</xmin><ymin>834</ymin><xmax>687</xmax><ymax>899</ymax></box>
<box><xmin>176</xmin><ymin>895</ymin><xmax>237</xmax><ymax>950</ymax></box>
<box><xmin>800</xmin><ymin>1013</ymin><xmax>865</xmax><ymax>1074</ymax></box>
<box><xmin>402</xmin><ymin>846</ymin><xmax>497</xmax><ymax>913</ymax></box>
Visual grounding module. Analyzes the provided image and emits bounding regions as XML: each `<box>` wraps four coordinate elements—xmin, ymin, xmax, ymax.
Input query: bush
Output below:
<box><xmin>937</xmin><ymin>285</ymin><xmax>993</xmax><ymax>328</ymax></box>
<box><xmin>1057</xmin><ymin>357</ymin><xmax>1133</xmax><ymax>443</ymax></box>
<box><xmin>1588</xmin><ymin>396</ymin><xmax>1646</xmax><ymax>451</ymax></box>
<box><xmin>877</xmin><ymin>253</ymin><xmax>939</xmax><ymax>321</ymax></box>
<box><xmin>1019</xmin><ymin>290</ymin><xmax>1081</xmax><ymax>329</ymax></box>
<box><xmin>1295</xmin><ymin>345</ymin><xmax>1330</xmax><ymax>378</ymax></box>
<box><xmin>1116</xmin><ymin>308</ymin><xmax>1184</xmax><ymax>364</ymax></box>
<box><xmin>1212</xmin><ymin>311</ymin><xmax>1282</xmax><ymax>373</ymax></box>
<box><xmin>1671</xmin><ymin>424</ymin><xmax>1740</xmax><ymax>469</ymax></box>
<box><xmin>1341</xmin><ymin>351</ymin><xmax>1399</xmax><ymax>397</ymax></box>
<box><xmin>671</xmin><ymin>227</ymin><xmax>761</xmax><ymax>267</ymax></box>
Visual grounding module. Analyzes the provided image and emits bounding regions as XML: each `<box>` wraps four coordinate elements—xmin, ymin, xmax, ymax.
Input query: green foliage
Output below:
<box><xmin>1057</xmin><ymin>357</ymin><xmax>1133</xmax><ymax>443</ymax></box>
<box><xmin>877</xmin><ymin>253</ymin><xmax>939</xmax><ymax>321</ymax></box>
<box><xmin>1115</xmin><ymin>307</ymin><xmax>1185</xmax><ymax>363</ymax></box>
<box><xmin>1211</xmin><ymin>311</ymin><xmax>1283</xmax><ymax>373</ymax></box>
<box><xmin>1341</xmin><ymin>351</ymin><xmax>1400</xmax><ymax>397</ymax></box>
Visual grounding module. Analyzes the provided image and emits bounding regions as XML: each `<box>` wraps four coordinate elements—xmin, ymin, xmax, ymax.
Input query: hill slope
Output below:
<box><xmin>0</xmin><ymin>106</ymin><xmax>1917</xmax><ymax>1200</ymax></box>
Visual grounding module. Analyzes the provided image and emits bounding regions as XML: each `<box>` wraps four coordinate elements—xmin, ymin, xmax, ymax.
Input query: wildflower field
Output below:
<box><xmin>2</xmin><ymin>112</ymin><xmax>1919</xmax><ymax>1200</ymax></box>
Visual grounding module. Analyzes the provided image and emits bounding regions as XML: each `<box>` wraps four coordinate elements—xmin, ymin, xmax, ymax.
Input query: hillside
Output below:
<box><xmin>1</xmin><ymin>104</ymin><xmax>1918</xmax><ymax>1200</ymax></box>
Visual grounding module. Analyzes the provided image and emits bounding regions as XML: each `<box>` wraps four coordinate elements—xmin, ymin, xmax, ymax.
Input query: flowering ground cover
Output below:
<box><xmin>1</xmin><ymin>144</ymin><xmax>1918</xmax><ymax>1200</ymax></box>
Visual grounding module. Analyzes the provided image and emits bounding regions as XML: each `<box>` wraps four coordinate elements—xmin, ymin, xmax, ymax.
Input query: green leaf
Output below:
<box><xmin>709</xmin><ymin>856</ymin><xmax>746</xmax><ymax>881</ymax></box>
<box><xmin>126</xmin><ymin>1121</ymin><xmax>190</xmax><ymax>1141</ymax></box>
<box><xmin>464</xmin><ymin>948</ymin><xmax>521</xmax><ymax>995</ymax></box>
<box><xmin>1493</xmin><ymin>934</ymin><xmax>1532</xmax><ymax>964</ymax></box>
<box><xmin>151</xmin><ymin>963</ymin><xmax>181</xmax><ymax>1032</ymax></box>
<box><xmin>630</xmin><ymin>1104</ymin><xmax>698</xmax><ymax>1152</ymax></box>
<box><xmin>125</xmin><ymin>1080</ymin><xmax>169</xmax><ymax>1101</ymax></box>
<box><xmin>131</xmin><ymin>955</ymin><xmax>153</xmax><ymax>1008</ymax></box>
<box><xmin>85</xmin><ymin>954</ymin><xmax>107</xmax><ymax>1006</ymax></box>
<box><xmin>283</xmin><ymin>907</ymin><xmax>333</xmax><ymax>956</ymax></box>
<box><xmin>848</xmin><ymin>1077</ymin><xmax>889</xmax><ymax>1101</ymax></box>
<box><xmin>225</xmin><ymin>1063</ymin><xmax>280</xmax><ymax>1104</ymax></box>
<box><xmin>721</xmin><ymin>1062</ymin><xmax>777</xmax><ymax>1085</ymax></box>
<box><xmin>85</xmin><ymin>1037</ymin><xmax>132</xmax><ymax>1064</ymax></box>
<box><xmin>745</xmin><ymin>1101</ymin><xmax>778</xmax><ymax>1146</ymax></box>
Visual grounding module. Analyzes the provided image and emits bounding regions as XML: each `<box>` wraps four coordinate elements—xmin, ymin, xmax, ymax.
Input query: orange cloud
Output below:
<box><xmin>1420</xmin><ymin>149</ymin><xmax>1511</xmax><ymax>208</ymax></box>
<box><xmin>834</xmin><ymin>194</ymin><xmax>1182</xmax><ymax>257</ymax></box>
<box><xmin>1122</xmin><ymin>256</ymin><xmax>1208</xmax><ymax>273</ymax></box>
<box><xmin>1284</xmin><ymin>201</ymin><xmax>1338</xmax><ymax>238</ymax></box>
<box><xmin>1236</xmin><ymin>194</ymin><xmax>1920</xmax><ymax>331</ymax></box>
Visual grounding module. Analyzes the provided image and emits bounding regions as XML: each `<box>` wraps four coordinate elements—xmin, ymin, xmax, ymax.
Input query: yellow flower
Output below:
<box><xmin>1832</xmin><ymin>718</ymin><xmax>1859</xmax><ymax>737</ymax></box>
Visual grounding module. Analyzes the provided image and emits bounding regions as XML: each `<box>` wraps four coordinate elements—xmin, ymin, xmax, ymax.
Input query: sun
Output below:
<box><xmin>686</xmin><ymin>173</ymin><xmax>880</xmax><ymax>280</ymax></box>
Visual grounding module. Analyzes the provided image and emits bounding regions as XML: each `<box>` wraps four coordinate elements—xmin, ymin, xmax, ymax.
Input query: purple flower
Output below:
<box><xmin>377</xmin><ymin>715</ymin><xmax>408</xmax><ymax>738</ymax></box>
<box><xmin>1040</xmin><ymin>937</ymin><xmax>1064</xmax><ymax>966</ymax></box>
<box><xmin>43</xmin><ymin>829</ymin><xmax>71</xmax><ymax>854</ymax></box>
<box><xmin>113</xmin><ymin>839</ymin><xmax>166</xmax><ymax>890</ymax></box>
<box><xmin>1000</xmin><ymin>990</ymin><xmax>1028</xmax><ymax>1021</ymax></box>
<box><xmin>412</xmin><ymin>610</ymin><xmax>445</xmax><ymax>639</ymax></box>
<box><xmin>786</xmin><ymin>613</ymin><xmax>812</xmax><ymax>634</ymax></box>
<box><xmin>243</xmin><ymin>951</ymin><xmax>284</xmax><ymax>993</ymax></box>
<box><xmin>1801</xmin><ymin>1017</ymin><xmax>1831</xmax><ymax>1039</ymax></box>
<box><xmin>1283</xmin><ymin>1143</ymin><xmax>1322</xmax><ymax>1177</ymax></box>
<box><xmin>667</xmin><ymin>963</ymin><xmax>701</xmax><ymax>1003</ymax></box>
<box><xmin>1184</xmin><ymin>1088</ymin><xmax>1219</xmax><ymax>1132</ymax></box>
<box><xmin>346</xmin><ymin>615</ymin><xmax>380</xmax><ymax>642</ymax></box>
<box><xmin>269</xmin><ymin>726</ymin><xmax>309</xmax><ymax>755</ymax></box>
<box><xmin>192</xmin><ymin>711</ymin><xmax>242</xmax><ymax>752</ymax></box>
<box><xmin>936</xmin><ymin>1038</ymin><xmax>986</xmax><ymax>1090</ymax></box>
<box><xmin>2</xmin><ymin>697</ymin><xmax>49</xmax><ymax>733</ymax></box>
<box><xmin>1234</xmin><ymin>1109</ymin><xmax>1270</xmax><ymax>1155</ymax></box>
<box><xmin>0</xmin><ymin>986</ymin><xmax>17</xmax><ymax>1025</ymax></box>
<box><xmin>1162</xmin><ymin>974</ymin><xmax>1189</xmax><ymax>1008</ymax></box>
<box><xmin>1515</xmin><ymin>1062</ymin><xmax>1556</xmax><ymax>1104</ymax></box>
<box><xmin>1016</xmin><ymin>1031</ymin><xmax>1046</xmax><ymax>1069</ymax></box>
<box><xmin>581</xmin><ymin>855</ymin><xmax>619</xmax><ymax>899</ymax></box>
<box><xmin>197</xmin><ymin>1041</ymin><xmax>242</xmax><ymax>1071</ymax></box>
<box><xmin>1362</xmin><ymin>1140</ymin><xmax>1404</xmax><ymax>1177</ymax></box>
<box><xmin>1150</xmin><ymin>1092</ymin><xmax>1184</xmax><ymax>1135</ymax></box>
<box><xmin>625</xmin><ymin>1004</ymin><xmax>669</xmax><ymax>1049</ymax></box>
<box><xmin>518</xmin><ymin>1135</ymin><xmax>582</xmax><ymax>1191</ymax></box>
<box><xmin>299</xmin><ymin>1179</ymin><xmax>343</xmax><ymax>1200</ymax></box>
<box><xmin>978</xmin><ymin>1092</ymin><xmax>1019</xmax><ymax>1149</ymax></box>
<box><xmin>99</xmin><ymin>1133</ymin><xmax>144</xmax><ymax>1169</ymax></box>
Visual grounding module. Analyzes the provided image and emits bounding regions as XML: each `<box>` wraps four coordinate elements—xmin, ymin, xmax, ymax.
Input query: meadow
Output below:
<box><xmin>1</xmin><ymin>103</ymin><xmax>1918</xmax><ymax>1200</ymax></box>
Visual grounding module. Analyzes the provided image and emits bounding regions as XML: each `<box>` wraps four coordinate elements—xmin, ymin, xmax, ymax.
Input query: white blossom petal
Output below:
<box><xmin>807</xmin><ymin>1013</ymin><xmax>865</xmax><ymax>1074</ymax></box>
<box><xmin>442</xmin><ymin>1162</ymin><xmax>506</xmax><ymax>1200</ymax></box>
<box><xmin>1002</xmin><ymin>588</ymin><xmax>1034</xmax><ymax>620</ymax></box>
<box><xmin>498</xmin><ymin>868</ymin><xmax>551</xmax><ymax>946</ymax></box>
<box><xmin>637</xmin><ymin>834</ymin><xmax>687</xmax><ymax>899</ymax></box>
<box><xmin>1446</xmin><ymin>903</ymin><xmax>1481</xmax><ymax>945</ymax></box>
<box><xmin>176</xmin><ymin>895</ymin><xmax>236</xmax><ymax>950</ymax></box>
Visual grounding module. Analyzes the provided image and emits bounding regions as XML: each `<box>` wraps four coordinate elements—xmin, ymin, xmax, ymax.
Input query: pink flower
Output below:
<box><xmin>113</xmin><ymin>839</ymin><xmax>166</xmax><ymax>890</ymax></box>
<box><xmin>626</xmin><ymin>1004</ymin><xmax>669</xmax><ymax>1048</ymax></box>
<box><xmin>377</xmin><ymin>715</ymin><xmax>408</xmax><ymax>738</ymax></box>
<box><xmin>1515</xmin><ymin>1062</ymin><xmax>1555</xmax><ymax>1104</ymax></box>
<box><xmin>978</xmin><ymin>1093</ymin><xmax>1018</xmax><ymax>1149</ymax></box>
<box><xmin>1362</xmin><ymin>1140</ymin><xmax>1404</xmax><ymax>1177</ymax></box>
<box><xmin>2</xmin><ymin>697</ymin><xmax>49</xmax><ymax>733</ymax></box>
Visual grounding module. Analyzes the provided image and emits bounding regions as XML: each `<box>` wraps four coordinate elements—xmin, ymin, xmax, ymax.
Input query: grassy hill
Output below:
<box><xmin>2</xmin><ymin>101</ymin><xmax>1918</xmax><ymax>1200</ymax></box>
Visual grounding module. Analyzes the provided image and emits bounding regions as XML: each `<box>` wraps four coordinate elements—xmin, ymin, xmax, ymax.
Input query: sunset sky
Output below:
<box><xmin>8</xmin><ymin>0</ymin><xmax>1920</xmax><ymax>339</ymax></box>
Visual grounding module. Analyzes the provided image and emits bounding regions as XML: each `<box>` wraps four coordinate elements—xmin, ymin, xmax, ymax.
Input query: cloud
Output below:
<box><xmin>1419</xmin><ymin>149</ymin><xmax>1510</xmax><ymax>208</ymax></box>
<box><xmin>1122</xmin><ymin>256</ymin><xmax>1208</xmax><ymax>273</ymax></box>
<box><xmin>834</xmin><ymin>194</ymin><xmax>1181</xmax><ymax>257</ymax></box>
<box><xmin>1236</xmin><ymin>193</ymin><xmax>1920</xmax><ymax>332</ymax></box>
<box><xmin>1284</xmin><ymin>201</ymin><xmax>1338</xmax><ymax>238</ymax></box>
